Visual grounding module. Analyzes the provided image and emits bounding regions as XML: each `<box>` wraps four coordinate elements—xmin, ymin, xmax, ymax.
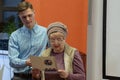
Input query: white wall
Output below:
<box><xmin>87</xmin><ymin>0</ymin><xmax>108</xmax><ymax>80</ymax></box>
<box><xmin>0</xmin><ymin>54</ymin><xmax>13</xmax><ymax>80</ymax></box>
<box><xmin>105</xmin><ymin>0</ymin><xmax>120</xmax><ymax>77</ymax></box>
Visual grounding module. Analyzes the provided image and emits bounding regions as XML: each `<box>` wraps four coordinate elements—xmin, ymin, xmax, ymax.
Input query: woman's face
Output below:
<box><xmin>49</xmin><ymin>32</ymin><xmax>65</xmax><ymax>53</ymax></box>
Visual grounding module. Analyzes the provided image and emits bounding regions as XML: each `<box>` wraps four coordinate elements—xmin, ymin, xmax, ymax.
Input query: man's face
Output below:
<box><xmin>18</xmin><ymin>8</ymin><xmax>35</xmax><ymax>29</ymax></box>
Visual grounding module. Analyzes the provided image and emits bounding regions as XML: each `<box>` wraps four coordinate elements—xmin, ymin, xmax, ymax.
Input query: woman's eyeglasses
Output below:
<box><xmin>49</xmin><ymin>37</ymin><xmax>64</xmax><ymax>43</ymax></box>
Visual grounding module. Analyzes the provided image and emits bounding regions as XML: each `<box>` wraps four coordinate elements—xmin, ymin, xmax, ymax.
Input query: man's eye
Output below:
<box><xmin>21</xmin><ymin>14</ymin><xmax>33</xmax><ymax>19</ymax></box>
<box><xmin>28</xmin><ymin>14</ymin><xmax>32</xmax><ymax>17</ymax></box>
<box><xmin>22</xmin><ymin>16</ymin><xmax>26</xmax><ymax>19</ymax></box>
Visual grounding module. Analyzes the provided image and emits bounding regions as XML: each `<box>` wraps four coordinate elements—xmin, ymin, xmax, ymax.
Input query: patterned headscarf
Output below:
<box><xmin>47</xmin><ymin>22</ymin><xmax>68</xmax><ymax>38</ymax></box>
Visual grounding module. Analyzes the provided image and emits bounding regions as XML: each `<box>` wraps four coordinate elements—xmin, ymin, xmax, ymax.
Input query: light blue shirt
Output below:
<box><xmin>8</xmin><ymin>24</ymin><xmax>48</xmax><ymax>73</ymax></box>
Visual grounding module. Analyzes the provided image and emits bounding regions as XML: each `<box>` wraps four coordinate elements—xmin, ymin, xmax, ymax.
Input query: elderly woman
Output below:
<box><xmin>32</xmin><ymin>22</ymin><xmax>85</xmax><ymax>80</ymax></box>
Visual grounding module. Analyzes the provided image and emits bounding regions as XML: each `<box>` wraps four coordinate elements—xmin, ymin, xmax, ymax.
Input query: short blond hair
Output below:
<box><xmin>17</xmin><ymin>1</ymin><xmax>33</xmax><ymax>13</ymax></box>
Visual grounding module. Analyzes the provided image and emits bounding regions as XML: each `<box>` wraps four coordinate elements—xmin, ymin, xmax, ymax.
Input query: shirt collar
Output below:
<box><xmin>32</xmin><ymin>24</ymin><xmax>39</xmax><ymax>33</ymax></box>
<box><xmin>23</xmin><ymin>23</ymin><xmax>39</xmax><ymax>34</ymax></box>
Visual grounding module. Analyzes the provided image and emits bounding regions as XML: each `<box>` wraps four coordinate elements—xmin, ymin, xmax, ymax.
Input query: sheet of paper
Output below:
<box><xmin>30</xmin><ymin>56</ymin><xmax>57</xmax><ymax>71</ymax></box>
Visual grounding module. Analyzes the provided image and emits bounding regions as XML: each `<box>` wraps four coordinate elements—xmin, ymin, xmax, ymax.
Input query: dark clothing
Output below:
<box><xmin>12</xmin><ymin>73</ymin><xmax>32</xmax><ymax>80</ymax></box>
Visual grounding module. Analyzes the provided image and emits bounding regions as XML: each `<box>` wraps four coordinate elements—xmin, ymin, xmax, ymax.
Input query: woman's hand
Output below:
<box><xmin>32</xmin><ymin>68</ymin><xmax>41</xmax><ymax>79</ymax></box>
<box><xmin>58</xmin><ymin>70</ymin><xmax>69</xmax><ymax>78</ymax></box>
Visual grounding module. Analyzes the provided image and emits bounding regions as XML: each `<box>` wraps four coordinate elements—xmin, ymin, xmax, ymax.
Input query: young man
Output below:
<box><xmin>8</xmin><ymin>1</ymin><xmax>48</xmax><ymax>80</ymax></box>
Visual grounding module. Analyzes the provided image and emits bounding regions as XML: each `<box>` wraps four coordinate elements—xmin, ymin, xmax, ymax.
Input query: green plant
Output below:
<box><xmin>3</xmin><ymin>15</ymin><xmax>22</xmax><ymax>35</ymax></box>
<box><xmin>3</xmin><ymin>16</ymin><xmax>17</xmax><ymax>35</ymax></box>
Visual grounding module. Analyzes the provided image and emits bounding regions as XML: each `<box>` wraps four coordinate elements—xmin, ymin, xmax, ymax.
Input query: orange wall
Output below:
<box><xmin>26</xmin><ymin>0</ymin><xmax>88</xmax><ymax>54</ymax></box>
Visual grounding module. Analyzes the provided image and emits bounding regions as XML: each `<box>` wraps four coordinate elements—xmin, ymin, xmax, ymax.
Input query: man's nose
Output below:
<box><xmin>26</xmin><ymin>16</ymin><xmax>30</xmax><ymax>21</ymax></box>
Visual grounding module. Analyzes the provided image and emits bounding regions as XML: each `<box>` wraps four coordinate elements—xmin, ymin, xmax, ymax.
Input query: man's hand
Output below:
<box><xmin>58</xmin><ymin>70</ymin><xmax>69</xmax><ymax>78</ymax></box>
<box><xmin>26</xmin><ymin>58</ymin><xmax>31</xmax><ymax>66</ymax></box>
